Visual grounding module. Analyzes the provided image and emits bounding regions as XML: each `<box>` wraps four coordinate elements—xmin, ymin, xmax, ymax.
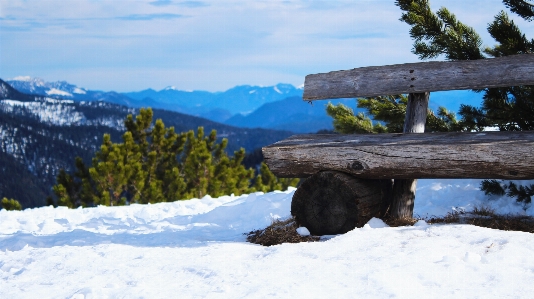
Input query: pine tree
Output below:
<box><xmin>1</xmin><ymin>197</ymin><xmax>22</xmax><ymax>211</ymax></box>
<box><xmin>395</xmin><ymin>0</ymin><xmax>534</xmax><ymax>131</ymax></box>
<box><xmin>327</xmin><ymin>1</ymin><xmax>534</xmax><ymax>206</ymax></box>
<box><xmin>52</xmin><ymin>108</ymin><xmax>297</xmax><ymax>208</ymax></box>
<box><xmin>326</xmin><ymin>95</ymin><xmax>462</xmax><ymax>134</ymax></box>
<box><xmin>254</xmin><ymin>162</ymin><xmax>300</xmax><ymax>193</ymax></box>
<box><xmin>394</xmin><ymin>0</ymin><xmax>534</xmax><ymax>204</ymax></box>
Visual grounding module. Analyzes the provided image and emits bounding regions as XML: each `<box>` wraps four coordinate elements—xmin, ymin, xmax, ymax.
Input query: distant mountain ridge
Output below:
<box><xmin>6</xmin><ymin>76</ymin><xmax>136</xmax><ymax>107</ymax></box>
<box><xmin>7</xmin><ymin>77</ymin><xmax>304</xmax><ymax>123</ymax></box>
<box><xmin>224</xmin><ymin>96</ymin><xmax>360</xmax><ymax>133</ymax></box>
<box><xmin>123</xmin><ymin>83</ymin><xmax>303</xmax><ymax>121</ymax></box>
<box><xmin>6</xmin><ymin>76</ymin><xmax>484</xmax><ymax>134</ymax></box>
<box><xmin>0</xmin><ymin>78</ymin><xmax>35</xmax><ymax>101</ymax></box>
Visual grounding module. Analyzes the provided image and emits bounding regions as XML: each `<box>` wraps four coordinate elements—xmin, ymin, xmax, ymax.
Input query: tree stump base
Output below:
<box><xmin>291</xmin><ymin>171</ymin><xmax>392</xmax><ymax>235</ymax></box>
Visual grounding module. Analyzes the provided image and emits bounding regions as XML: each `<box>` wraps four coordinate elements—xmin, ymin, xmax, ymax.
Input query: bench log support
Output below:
<box><xmin>390</xmin><ymin>92</ymin><xmax>429</xmax><ymax>218</ymax></box>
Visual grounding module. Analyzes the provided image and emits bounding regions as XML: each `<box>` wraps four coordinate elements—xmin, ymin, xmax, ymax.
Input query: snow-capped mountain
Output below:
<box><xmin>6</xmin><ymin>76</ymin><xmax>485</xmax><ymax>133</ymax></box>
<box><xmin>0</xmin><ymin>83</ymin><xmax>137</xmax><ymax>208</ymax></box>
<box><xmin>6</xmin><ymin>77</ymin><xmax>136</xmax><ymax>107</ymax></box>
<box><xmin>7</xmin><ymin>76</ymin><xmax>86</xmax><ymax>98</ymax></box>
<box><xmin>8</xmin><ymin>77</ymin><xmax>305</xmax><ymax>123</ymax></box>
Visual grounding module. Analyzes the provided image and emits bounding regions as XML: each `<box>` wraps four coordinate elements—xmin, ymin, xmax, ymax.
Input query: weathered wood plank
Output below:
<box><xmin>262</xmin><ymin>131</ymin><xmax>534</xmax><ymax>179</ymax></box>
<box><xmin>303</xmin><ymin>54</ymin><xmax>534</xmax><ymax>100</ymax></box>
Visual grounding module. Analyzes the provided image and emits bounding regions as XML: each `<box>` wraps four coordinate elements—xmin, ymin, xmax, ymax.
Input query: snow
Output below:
<box><xmin>73</xmin><ymin>87</ymin><xmax>86</xmax><ymax>94</ymax></box>
<box><xmin>10</xmin><ymin>76</ymin><xmax>33</xmax><ymax>82</ymax></box>
<box><xmin>1</xmin><ymin>99</ymin><xmax>85</xmax><ymax>126</ymax></box>
<box><xmin>296</xmin><ymin>226</ymin><xmax>311</xmax><ymax>236</ymax></box>
<box><xmin>46</xmin><ymin>88</ymin><xmax>73</xmax><ymax>97</ymax></box>
<box><xmin>273</xmin><ymin>86</ymin><xmax>282</xmax><ymax>94</ymax></box>
<box><xmin>1</xmin><ymin>181</ymin><xmax>534</xmax><ymax>298</ymax></box>
<box><xmin>0</xmin><ymin>99</ymin><xmax>125</xmax><ymax>128</ymax></box>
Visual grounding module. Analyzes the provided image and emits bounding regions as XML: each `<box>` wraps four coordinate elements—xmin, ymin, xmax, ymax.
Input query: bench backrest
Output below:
<box><xmin>303</xmin><ymin>54</ymin><xmax>534</xmax><ymax>100</ymax></box>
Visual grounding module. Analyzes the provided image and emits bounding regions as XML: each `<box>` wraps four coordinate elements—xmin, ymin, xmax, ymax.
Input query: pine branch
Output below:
<box><xmin>503</xmin><ymin>0</ymin><xmax>534</xmax><ymax>21</ymax></box>
<box><xmin>395</xmin><ymin>0</ymin><xmax>484</xmax><ymax>60</ymax></box>
<box><xmin>485</xmin><ymin>11</ymin><xmax>533</xmax><ymax>57</ymax></box>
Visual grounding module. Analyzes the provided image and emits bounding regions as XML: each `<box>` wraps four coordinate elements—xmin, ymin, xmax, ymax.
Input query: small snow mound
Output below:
<box><xmin>363</xmin><ymin>217</ymin><xmax>389</xmax><ymax>229</ymax></box>
<box><xmin>414</xmin><ymin>220</ymin><xmax>429</xmax><ymax>227</ymax></box>
<box><xmin>463</xmin><ymin>252</ymin><xmax>482</xmax><ymax>263</ymax></box>
<box><xmin>296</xmin><ymin>227</ymin><xmax>310</xmax><ymax>236</ymax></box>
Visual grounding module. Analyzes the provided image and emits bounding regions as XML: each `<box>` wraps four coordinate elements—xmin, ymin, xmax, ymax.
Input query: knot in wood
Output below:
<box><xmin>350</xmin><ymin>161</ymin><xmax>365</xmax><ymax>171</ymax></box>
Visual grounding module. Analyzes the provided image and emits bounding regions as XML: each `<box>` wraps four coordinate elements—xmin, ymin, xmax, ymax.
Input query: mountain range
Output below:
<box><xmin>123</xmin><ymin>83</ymin><xmax>304</xmax><ymax>121</ymax></box>
<box><xmin>8</xmin><ymin>76</ymin><xmax>341</xmax><ymax>133</ymax></box>
<box><xmin>7</xmin><ymin>76</ymin><xmax>484</xmax><ymax>134</ymax></box>
<box><xmin>0</xmin><ymin>78</ymin><xmax>293</xmax><ymax>209</ymax></box>
<box><xmin>7</xmin><ymin>77</ymin><xmax>305</xmax><ymax>123</ymax></box>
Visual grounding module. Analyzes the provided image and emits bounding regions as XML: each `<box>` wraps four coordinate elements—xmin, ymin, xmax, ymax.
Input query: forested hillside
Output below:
<box><xmin>0</xmin><ymin>79</ymin><xmax>293</xmax><ymax>209</ymax></box>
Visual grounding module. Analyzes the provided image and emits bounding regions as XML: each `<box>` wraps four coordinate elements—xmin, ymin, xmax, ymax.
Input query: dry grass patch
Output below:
<box><xmin>383</xmin><ymin>216</ymin><xmax>419</xmax><ymax>227</ymax></box>
<box><xmin>246</xmin><ymin>217</ymin><xmax>320</xmax><ymax>246</ymax></box>
<box><xmin>247</xmin><ymin>208</ymin><xmax>534</xmax><ymax>246</ymax></box>
<box><xmin>427</xmin><ymin>208</ymin><xmax>534</xmax><ymax>233</ymax></box>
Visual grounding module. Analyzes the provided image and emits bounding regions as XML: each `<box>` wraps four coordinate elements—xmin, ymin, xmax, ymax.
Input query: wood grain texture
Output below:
<box><xmin>303</xmin><ymin>54</ymin><xmax>534</xmax><ymax>100</ymax></box>
<box><xmin>262</xmin><ymin>131</ymin><xmax>534</xmax><ymax>179</ymax></box>
<box><xmin>391</xmin><ymin>92</ymin><xmax>428</xmax><ymax>218</ymax></box>
<box><xmin>404</xmin><ymin>92</ymin><xmax>429</xmax><ymax>133</ymax></box>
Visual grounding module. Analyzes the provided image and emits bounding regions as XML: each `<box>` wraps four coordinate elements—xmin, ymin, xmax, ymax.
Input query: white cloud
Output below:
<box><xmin>0</xmin><ymin>0</ymin><xmax>530</xmax><ymax>92</ymax></box>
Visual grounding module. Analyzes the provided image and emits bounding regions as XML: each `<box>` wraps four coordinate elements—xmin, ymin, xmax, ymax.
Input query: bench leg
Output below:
<box><xmin>390</xmin><ymin>92</ymin><xmax>428</xmax><ymax>219</ymax></box>
<box><xmin>389</xmin><ymin>179</ymin><xmax>417</xmax><ymax>219</ymax></box>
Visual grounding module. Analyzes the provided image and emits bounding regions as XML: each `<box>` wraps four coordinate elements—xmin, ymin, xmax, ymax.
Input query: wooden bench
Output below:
<box><xmin>262</xmin><ymin>54</ymin><xmax>534</xmax><ymax>235</ymax></box>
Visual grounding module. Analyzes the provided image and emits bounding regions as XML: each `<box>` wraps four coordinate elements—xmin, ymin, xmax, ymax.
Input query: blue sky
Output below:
<box><xmin>1</xmin><ymin>0</ymin><xmax>532</xmax><ymax>92</ymax></box>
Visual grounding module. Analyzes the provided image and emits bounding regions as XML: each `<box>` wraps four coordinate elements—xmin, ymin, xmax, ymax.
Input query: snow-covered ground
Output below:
<box><xmin>1</xmin><ymin>179</ymin><xmax>534</xmax><ymax>298</ymax></box>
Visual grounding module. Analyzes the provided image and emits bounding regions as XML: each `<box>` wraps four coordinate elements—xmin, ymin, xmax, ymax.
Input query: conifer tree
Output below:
<box><xmin>395</xmin><ymin>0</ymin><xmax>534</xmax><ymax>131</ymax></box>
<box><xmin>254</xmin><ymin>162</ymin><xmax>300</xmax><ymax>193</ymax></box>
<box><xmin>326</xmin><ymin>95</ymin><xmax>462</xmax><ymax>134</ymax></box>
<box><xmin>1</xmin><ymin>197</ymin><xmax>22</xmax><ymax>211</ymax></box>
<box><xmin>328</xmin><ymin>1</ymin><xmax>534</xmax><ymax>205</ymax></box>
<box><xmin>53</xmin><ymin>108</ymin><xmax>297</xmax><ymax>208</ymax></box>
<box><xmin>394</xmin><ymin>0</ymin><xmax>534</xmax><ymax>204</ymax></box>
